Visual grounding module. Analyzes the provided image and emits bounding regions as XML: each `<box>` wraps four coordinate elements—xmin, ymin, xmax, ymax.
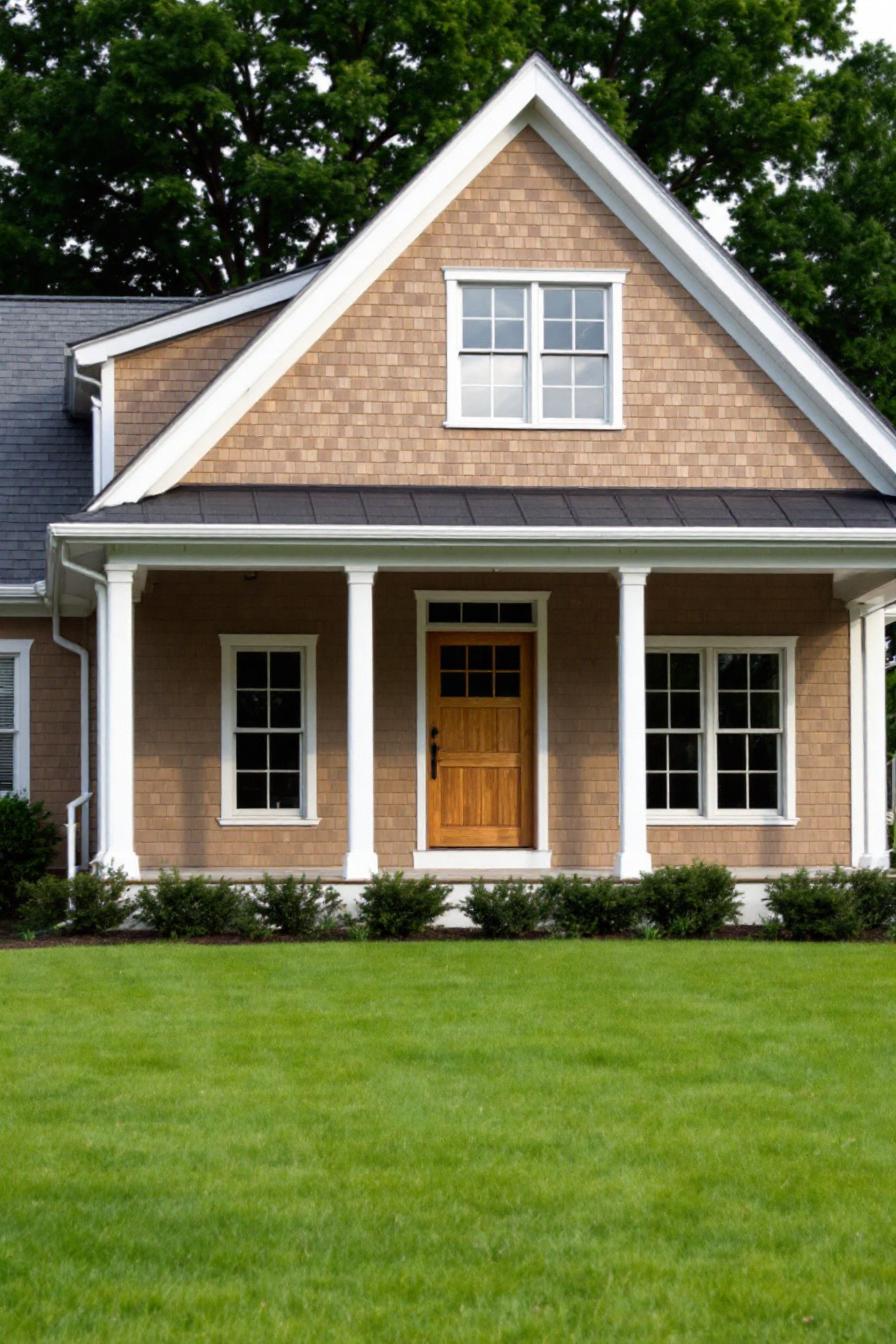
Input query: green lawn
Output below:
<box><xmin>1</xmin><ymin>944</ymin><xmax>894</xmax><ymax>1343</ymax></box>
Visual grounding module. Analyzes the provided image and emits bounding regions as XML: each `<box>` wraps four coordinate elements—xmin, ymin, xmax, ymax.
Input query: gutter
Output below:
<box><xmin>47</xmin><ymin>521</ymin><xmax>896</xmax><ymax>547</ymax></box>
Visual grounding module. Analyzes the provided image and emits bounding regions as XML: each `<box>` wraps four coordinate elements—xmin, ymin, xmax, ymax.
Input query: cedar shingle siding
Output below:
<box><xmin>107</xmin><ymin>129</ymin><xmax>864</xmax><ymax>492</ymax></box>
<box><xmin>131</xmin><ymin>572</ymin><xmax>850</xmax><ymax>872</ymax></box>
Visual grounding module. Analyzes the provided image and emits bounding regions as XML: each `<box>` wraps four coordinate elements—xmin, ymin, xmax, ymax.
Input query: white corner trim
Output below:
<box><xmin>86</xmin><ymin>55</ymin><xmax>896</xmax><ymax>509</ymax></box>
<box><xmin>0</xmin><ymin>640</ymin><xmax>32</xmax><ymax>798</ymax></box>
<box><xmin>99</xmin><ymin>360</ymin><xmax>115</xmax><ymax>491</ymax></box>
<box><xmin>415</xmin><ymin>589</ymin><xmax>550</xmax><ymax>856</ymax></box>
<box><xmin>219</xmin><ymin>633</ymin><xmax>318</xmax><ymax>824</ymax></box>
<box><xmin>71</xmin><ymin>267</ymin><xmax>324</xmax><ymax>366</ymax></box>
<box><xmin>848</xmin><ymin>607</ymin><xmax>865</xmax><ymax>865</ymax></box>
<box><xmin>413</xmin><ymin>849</ymin><xmax>553</xmax><ymax>871</ymax></box>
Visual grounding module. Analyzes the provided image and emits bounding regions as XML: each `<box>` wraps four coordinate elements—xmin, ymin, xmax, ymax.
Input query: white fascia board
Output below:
<box><xmin>88</xmin><ymin>54</ymin><xmax>896</xmax><ymax>510</ymax></box>
<box><xmin>70</xmin><ymin>267</ymin><xmax>325</xmax><ymax>367</ymax></box>
<box><xmin>50</xmin><ymin>520</ymin><xmax>896</xmax><ymax>549</ymax></box>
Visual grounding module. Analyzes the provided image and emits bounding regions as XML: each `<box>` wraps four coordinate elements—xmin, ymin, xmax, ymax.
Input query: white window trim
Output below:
<box><xmin>444</xmin><ymin>268</ymin><xmax>626</xmax><ymax>430</ymax></box>
<box><xmin>645</xmin><ymin>635</ymin><xmax>797</xmax><ymax>826</ymax></box>
<box><xmin>413</xmin><ymin>590</ymin><xmax>551</xmax><ymax>867</ymax></box>
<box><xmin>218</xmin><ymin>634</ymin><xmax>319</xmax><ymax>827</ymax></box>
<box><xmin>0</xmin><ymin>640</ymin><xmax>32</xmax><ymax>798</ymax></box>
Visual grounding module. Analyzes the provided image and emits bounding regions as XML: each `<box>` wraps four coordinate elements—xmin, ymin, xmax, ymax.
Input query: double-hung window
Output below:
<box><xmin>0</xmin><ymin>641</ymin><xmax>31</xmax><ymax>797</ymax></box>
<box><xmin>646</xmin><ymin>638</ymin><xmax>796</xmax><ymax>823</ymax></box>
<box><xmin>446</xmin><ymin>269</ymin><xmax>625</xmax><ymax>428</ymax></box>
<box><xmin>219</xmin><ymin>635</ymin><xmax>318</xmax><ymax>825</ymax></box>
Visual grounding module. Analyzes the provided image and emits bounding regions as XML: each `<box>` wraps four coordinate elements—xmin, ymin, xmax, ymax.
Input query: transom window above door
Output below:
<box><xmin>444</xmin><ymin>269</ymin><xmax>626</xmax><ymax>429</ymax></box>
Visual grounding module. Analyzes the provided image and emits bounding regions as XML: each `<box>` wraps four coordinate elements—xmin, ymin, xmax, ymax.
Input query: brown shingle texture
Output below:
<box><xmin>114</xmin><ymin>307</ymin><xmax>284</xmax><ymax>470</ymax></box>
<box><xmin>168</xmin><ymin>128</ymin><xmax>865</xmax><ymax>491</ymax></box>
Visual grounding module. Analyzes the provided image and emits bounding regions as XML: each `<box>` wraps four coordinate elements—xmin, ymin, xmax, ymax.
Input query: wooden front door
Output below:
<box><xmin>427</xmin><ymin>631</ymin><xmax>534</xmax><ymax>848</ymax></box>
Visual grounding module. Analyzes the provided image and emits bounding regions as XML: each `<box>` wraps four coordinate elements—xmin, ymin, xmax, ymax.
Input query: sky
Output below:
<box><xmin>702</xmin><ymin>0</ymin><xmax>896</xmax><ymax>241</ymax></box>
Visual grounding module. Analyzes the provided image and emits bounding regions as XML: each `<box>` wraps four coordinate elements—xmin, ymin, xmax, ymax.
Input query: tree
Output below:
<box><xmin>0</xmin><ymin>0</ymin><xmax>854</xmax><ymax>296</ymax></box>
<box><xmin>730</xmin><ymin>42</ymin><xmax>896</xmax><ymax>424</ymax></box>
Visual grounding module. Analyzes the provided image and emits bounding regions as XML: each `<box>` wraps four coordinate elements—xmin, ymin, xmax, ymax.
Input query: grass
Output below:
<box><xmin>1</xmin><ymin>944</ymin><xmax>894</xmax><ymax>1342</ymax></box>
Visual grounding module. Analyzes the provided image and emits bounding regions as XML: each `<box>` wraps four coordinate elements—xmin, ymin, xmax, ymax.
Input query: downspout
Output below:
<box><xmin>53</xmin><ymin>545</ymin><xmax>106</xmax><ymax>872</ymax></box>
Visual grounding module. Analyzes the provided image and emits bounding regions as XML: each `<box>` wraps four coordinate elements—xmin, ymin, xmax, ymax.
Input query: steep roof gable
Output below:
<box><xmin>87</xmin><ymin>55</ymin><xmax>896</xmax><ymax>509</ymax></box>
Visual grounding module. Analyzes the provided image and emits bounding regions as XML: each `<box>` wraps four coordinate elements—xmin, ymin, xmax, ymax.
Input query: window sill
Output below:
<box><xmin>443</xmin><ymin>418</ymin><xmax>625</xmax><ymax>431</ymax></box>
<box><xmin>648</xmin><ymin>814</ymin><xmax>799</xmax><ymax>827</ymax></box>
<box><xmin>217</xmin><ymin>815</ymin><xmax>321</xmax><ymax>828</ymax></box>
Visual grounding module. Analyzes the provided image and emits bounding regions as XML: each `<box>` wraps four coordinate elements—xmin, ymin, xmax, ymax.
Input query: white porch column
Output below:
<box><xmin>344</xmin><ymin>566</ymin><xmax>378</xmax><ymax>880</ymax></box>
<box><xmin>615</xmin><ymin>566</ymin><xmax>652</xmax><ymax>879</ymax></box>
<box><xmin>99</xmin><ymin>561</ymin><xmax>139</xmax><ymax>877</ymax></box>
<box><xmin>859</xmin><ymin>601</ymin><xmax>889</xmax><ymax>868</ymax></box>
<box><xmin>94</xmin><ymin>580</ymin><xmax>108</xmax><ymax>861</ymax></box>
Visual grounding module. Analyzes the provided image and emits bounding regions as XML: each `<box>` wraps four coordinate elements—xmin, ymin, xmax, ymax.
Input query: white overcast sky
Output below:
<box><xmin>702</xmin><ymin>0</ymin><xmax>896</xmax><ymax>240</ymax></box>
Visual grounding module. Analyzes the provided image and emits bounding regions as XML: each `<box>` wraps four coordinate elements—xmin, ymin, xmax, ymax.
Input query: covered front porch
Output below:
<box><xmin>49</xmin><ymin>486</ymin><xmax>896</xmax><ymax>883</ymax></box>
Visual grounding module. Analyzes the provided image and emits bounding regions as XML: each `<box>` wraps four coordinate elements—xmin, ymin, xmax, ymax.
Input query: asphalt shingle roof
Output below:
<box><xmin>0</xmin><ymin>295</ymin><xmax>192</xmax><ymax>583</ymax></box>
<box><xmin>72</xmin><ymin>484</ymin><xmax>896</xmax><ymax>529</ymax></box>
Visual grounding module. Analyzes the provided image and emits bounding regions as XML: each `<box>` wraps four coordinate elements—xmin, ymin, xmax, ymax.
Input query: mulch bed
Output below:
<box><xmin>0</xmin><ymin>925</ymin><xmax>769</xmax><ymax>949</ymax></box>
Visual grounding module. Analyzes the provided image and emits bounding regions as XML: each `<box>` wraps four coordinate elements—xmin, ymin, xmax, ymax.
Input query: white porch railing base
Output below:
<box><xmin>94</xmin><ymin>849</ymin><xmax>141</xmax><ymax>879</ymax></box>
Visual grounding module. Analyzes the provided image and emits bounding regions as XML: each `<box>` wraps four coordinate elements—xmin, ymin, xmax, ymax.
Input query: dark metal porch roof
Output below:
<box><xmin>68</xmin><ymin>485</ymin><xmax>896</xmax><ymax>530</ymax></box>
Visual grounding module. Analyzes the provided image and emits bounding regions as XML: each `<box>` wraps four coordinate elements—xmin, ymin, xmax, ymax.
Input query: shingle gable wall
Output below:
<box><xmin>164</xmin><ymin>128</ymin><xmax>865</xmax><ymax>491</ymax></box>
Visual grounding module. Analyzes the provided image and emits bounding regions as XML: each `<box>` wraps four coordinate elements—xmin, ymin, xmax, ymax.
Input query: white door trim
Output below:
<box><xmin>414</xmin><ymin>590</ymin><xmax>551</xmax><ymax>867</ymax></box>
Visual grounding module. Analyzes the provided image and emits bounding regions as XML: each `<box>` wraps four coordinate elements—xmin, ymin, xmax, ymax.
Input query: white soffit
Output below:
<box><xmin>89</xmin><ymin>55</ymin><xmax>896</xmax><ymax>510</ymax></box>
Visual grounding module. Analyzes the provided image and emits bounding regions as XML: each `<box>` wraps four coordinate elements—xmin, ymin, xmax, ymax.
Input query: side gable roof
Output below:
<box><xmin>88</xmin><ymin>55</ymin><xmax>896</xmax><ymax>509</ymax></box>
<box><xmin>0</xmin><ymin>295</ymin><xmax>189</xmax><ymax>583</ymax></box>
<box><xmin>69</xmin><ymin>263</ymin><xmax>325</xmax><ymax>367</ymax></box>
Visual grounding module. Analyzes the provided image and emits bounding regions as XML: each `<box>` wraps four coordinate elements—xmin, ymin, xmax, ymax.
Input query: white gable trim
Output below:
<box><xmin>89</xmin><ymin>56</ymin><xmax>896</xmax><ymax>511</ymax></box>
<box><xmin>70</xmin><ymin>266</ymin><xmax>325</xmax><ymax>366</ymax></box>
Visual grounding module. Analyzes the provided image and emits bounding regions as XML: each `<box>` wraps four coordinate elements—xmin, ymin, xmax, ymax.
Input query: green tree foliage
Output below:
<box><xmin>0</xmin><ymin>0</ymin><xmax>853</xmax><ymax>295</ymax></box>
<box><xmin>731</xmin><ymin>42</ymin><xmax>896</xmax><ymax>423</ymax></box>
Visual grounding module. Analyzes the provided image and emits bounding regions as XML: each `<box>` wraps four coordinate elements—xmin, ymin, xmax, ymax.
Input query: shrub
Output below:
<box><xmin>541</xmin><ymin>874</ymin><xmax>644</xmax><ymax>936</ymax></box>
<box><xmin>766</xmin><ymin>869</ymin><xmax>861</xmax><ymax>941</ymax></box>
<box><xmin>256</xmin><ymin>873</ymin><xmax>344</xmax><ymax>937</ymax></box>
<box><xmin>461</xmin><ymin>878</ymin><xmax>549</xmax><ymax>938</ymax></box>
<box><xmin>134</xmin><ymin>870</ymin><xmax>259</xmax><ymax>938</ymax></box>
<box><xmin>357</xmin><ymin>872</ymin><xmax>451</xmax><ymax>939</ymax></box>
<box><xmin>0</xmin><ymin>795</ymin><xmax>60</xmax><ymax>916</ymax></box>
<box><xmin>17</xmin><ymin>867</ymin><xmax>130</xmax><ymax>935</ymax></box>
<box><xmin>843</xmin><ymin>867</ymin><xmax>896</xmax><ymax>932</ymax></box>
<box><xmin>638</xmin><ymin>862</ymin><xmax>740</xmax><ymax>937</ymax></box>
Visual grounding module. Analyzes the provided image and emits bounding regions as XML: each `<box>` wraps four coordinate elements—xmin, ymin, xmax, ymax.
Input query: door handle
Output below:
<box><xmin>430</xmin><ymin>726</ymin><xmax>439</xmax><ymax>780</ymax></box>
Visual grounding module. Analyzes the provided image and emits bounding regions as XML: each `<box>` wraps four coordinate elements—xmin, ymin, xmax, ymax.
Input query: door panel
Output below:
<box><xmin>427</xmin><ymin>632</ymin><xmax>534</xmax><ymax>848</ymax></box>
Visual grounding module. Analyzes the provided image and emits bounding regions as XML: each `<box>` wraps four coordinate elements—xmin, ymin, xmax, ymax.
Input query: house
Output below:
<box><xmin>2</xmin><ymin>56</ymin><xmax>894</xmax><ymax>904</ymax></box>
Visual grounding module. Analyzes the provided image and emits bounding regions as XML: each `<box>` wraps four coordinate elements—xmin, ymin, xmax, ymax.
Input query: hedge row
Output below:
<box><xmin>18</xmin><ymin>861</ymin><xmax>896</xmax><ymax>942</ymax></box>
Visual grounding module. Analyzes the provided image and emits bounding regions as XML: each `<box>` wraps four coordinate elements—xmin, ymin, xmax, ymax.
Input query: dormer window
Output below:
<box><xmin>445</xmin><ymin>268</ymin><xmax>626</xmax><ymax>429</ymax></box>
